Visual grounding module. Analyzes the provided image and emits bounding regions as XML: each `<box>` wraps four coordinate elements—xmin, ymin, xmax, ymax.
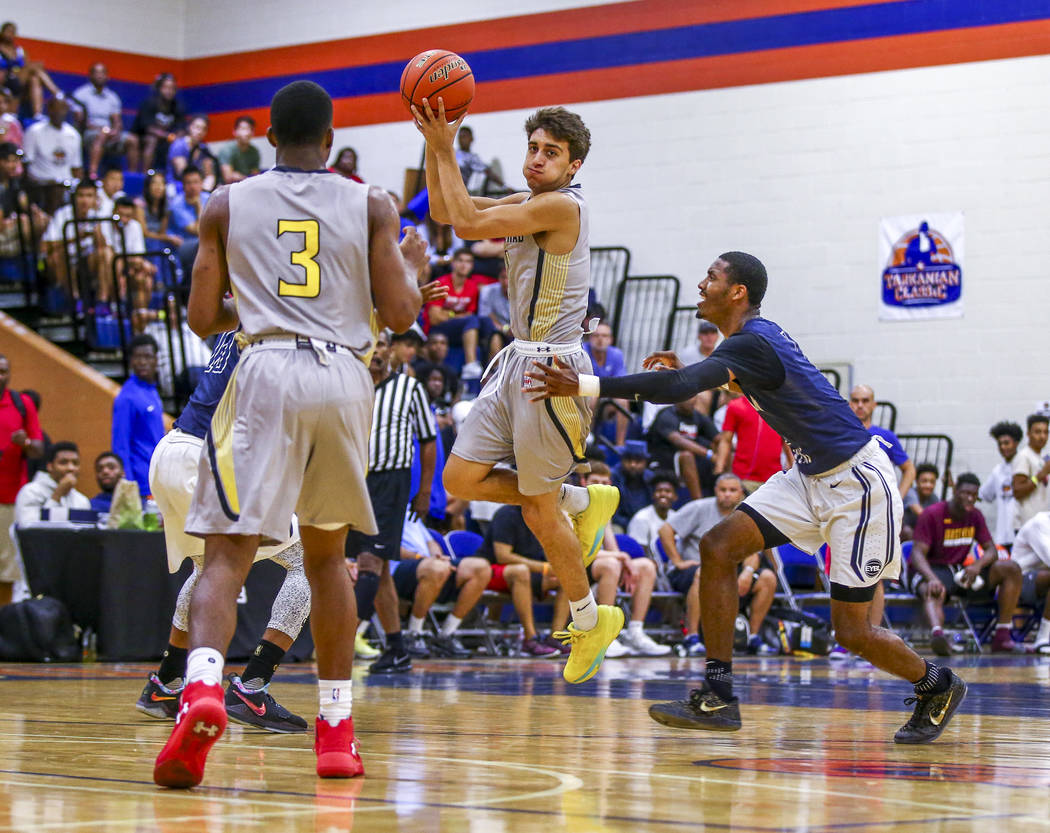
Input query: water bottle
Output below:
<box><xmin>143</xmin><ymin>496</ymin><xmax>163</xmax><ymax>531</ymax></box>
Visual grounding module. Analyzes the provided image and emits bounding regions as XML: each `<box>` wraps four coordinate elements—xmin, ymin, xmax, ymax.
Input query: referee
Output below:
<box><xmin>349</xmin><ymin>329</ymin><xmax>438</xmax><ymax>673</ymax></box>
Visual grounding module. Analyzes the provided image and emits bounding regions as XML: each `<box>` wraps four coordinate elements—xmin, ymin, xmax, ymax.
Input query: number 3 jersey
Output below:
<box><xmin>226</xmin><ymin>166</ymin><xmax>375</xmax><ymax>357</ymax></box>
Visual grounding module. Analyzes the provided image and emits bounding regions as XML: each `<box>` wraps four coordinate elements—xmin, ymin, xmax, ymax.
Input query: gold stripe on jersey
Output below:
<box><xmin>209</xmin><ymin>362</ymin><xmax>242</xmax><ymax>517</ymax></box>
<box><xmin>550</xmin><ymin>394</ymin><xmax>586</xmax><ymax>461</ymax></box>
<box><xmin>529</xmin><ymin>251</ymin><xmax>571</xmax><ymax>342</ymax></box>
<box><xmin>360</xmin><ymin>309</ymin><xmax>381</xmax><ymax>367</ymax></box>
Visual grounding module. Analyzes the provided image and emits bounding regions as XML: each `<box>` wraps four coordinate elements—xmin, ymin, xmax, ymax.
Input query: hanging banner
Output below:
<box><xmin>878</xmin><ymin>212</ymin><xmax>964</xmax><ymax>321</ymax></box>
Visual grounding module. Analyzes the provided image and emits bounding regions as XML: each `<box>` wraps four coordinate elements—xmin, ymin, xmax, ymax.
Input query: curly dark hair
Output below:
<box><xmin>989</xmin><ymin>420</ymin><xmax>1023</xmax><ymax>443</ymax></box>
<box><xmin>524</xmin><ymin>107</ymin><xmax>591</xmax><ymax>163</ymax></box>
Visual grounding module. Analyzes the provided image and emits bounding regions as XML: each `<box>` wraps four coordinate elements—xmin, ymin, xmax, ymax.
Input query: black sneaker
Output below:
<box><xmin>369</xmin><ymin>647</ymin><xmax>411</xmax><ymax>674</ymax></box>
<box><xmin>404</xmin><ymin>632</ymin><xmax>431</xmax><ymax>658</ymax></box>
<box><xmin>929</xmin><ymin>631</ymin><xmax>951</xmax><ymax>657</ymax></box>
<box><xmin>429</xmin><ymin>633</ymin><xmax>472</xmax><ymax>659</ymax></box>
<box><xmin>648</xmin><ymin>682</ymin><xmax>742</xmax><ymax>732</ymax></box>
<box><xmin>894</xmin><ymin>671</ymin><xmax>968</xmax><ymax>744</ymax></box>
<box><xmin>224</xmin><ymin>674</ymin><xmax>308</xmax><ymax>733</ymax></box>
<box><xmin>135</xmin><ymin>673</ymin><xmax>183</xmax><ymax>720</ymax></box>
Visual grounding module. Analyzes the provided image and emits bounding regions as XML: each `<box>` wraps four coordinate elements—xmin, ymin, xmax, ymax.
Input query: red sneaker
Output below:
<box><xmin>315</xmin><ymin>716</ymin><xmax>364</xmax><ymax>778</ymax></box>
<box><xmin>990</xmin><ymin>630</ymin><xmax>1025</xmax><ymax>653</ymax></box>
<box><xmin>153</xmin><ymin>681</ymin><xmax>227</xmax><ymax>788</ymax></box>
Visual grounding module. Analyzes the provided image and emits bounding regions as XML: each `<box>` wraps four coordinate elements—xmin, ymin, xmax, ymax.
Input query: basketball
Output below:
<box><xmin>400</xmin><ymin>49</ymin><xmax>474</xmax><ymax>121</ymax></box>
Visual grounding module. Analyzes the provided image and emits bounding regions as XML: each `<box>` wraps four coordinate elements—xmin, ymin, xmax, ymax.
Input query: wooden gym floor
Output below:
<box><xmin>1</xmin><ymin>653</ymin><xmax>1049</xmax><ymax>832</ymax></box>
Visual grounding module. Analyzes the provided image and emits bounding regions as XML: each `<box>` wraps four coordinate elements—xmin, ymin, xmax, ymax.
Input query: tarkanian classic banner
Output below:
<box><xmin>878</xmin><ymin>212</ymin><xmax>964</xmax><ymax>321</ymax></box>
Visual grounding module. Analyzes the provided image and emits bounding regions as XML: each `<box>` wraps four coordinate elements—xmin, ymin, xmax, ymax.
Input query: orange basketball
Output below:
<box><xmin>400</xmin><ymin>49</ymin><xmax>474</xmax><ymax>122</ymax></box>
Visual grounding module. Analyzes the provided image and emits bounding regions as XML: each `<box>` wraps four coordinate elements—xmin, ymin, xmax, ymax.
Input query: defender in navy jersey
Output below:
<box><xmin>141</xmin><ymin>329</ymin><xmax>310</xmax><ymax>734</ymax></box>
<box><xmin>529</xmin><ymin>252</ymin><xmax>966</xmax><ymax>744</ymax></box>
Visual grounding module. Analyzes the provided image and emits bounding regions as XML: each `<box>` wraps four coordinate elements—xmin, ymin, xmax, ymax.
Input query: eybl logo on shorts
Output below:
<box><xmin>878</xmin><ymin>212</ymin><xmax>964</xmax><ymax>321</ymax></box>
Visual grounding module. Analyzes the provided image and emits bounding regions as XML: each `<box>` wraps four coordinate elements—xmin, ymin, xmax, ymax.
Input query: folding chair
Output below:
<box><xmin>427</xmin><ymin>529</ymin><xmax>499</xmax><ymax>654</ymax></box>
<box><xmin>769</xmin><ymin>544</ymin><xmax>829</xmax><ymax>612</ymax></box>
<box><xmin>615</xmin><ymin>533</ymin><xmax>681</xmax><ymax>638</ymax></box>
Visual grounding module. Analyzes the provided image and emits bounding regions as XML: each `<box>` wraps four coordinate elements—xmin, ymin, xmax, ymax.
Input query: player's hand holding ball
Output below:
<box><xmin>401</xmin><ymin>49</ymin><xmax>474</xmax><ymax>144</ymax></box>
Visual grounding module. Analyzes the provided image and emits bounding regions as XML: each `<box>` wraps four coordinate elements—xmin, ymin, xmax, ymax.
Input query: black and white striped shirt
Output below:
<box><xmin>368</xmin><ymin>372</ymin><xmax>437</xmax><ymax>471</ymax></box>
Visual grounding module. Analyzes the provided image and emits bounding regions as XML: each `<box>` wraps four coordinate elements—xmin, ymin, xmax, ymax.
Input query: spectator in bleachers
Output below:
<box><xmin>135</xmin><ymin>170</ymin><xmax>178</xmax><ymax>253</ymax></box>
<box><xmin>167</xmin><ymin>114</ymin><xmax>217</xmax><ymax>191</ymax></box>
<box><xmin>478</xmin><ymin>266</ymin><xmax>511</xmax><ymax>355</ymax></box>
<box><xmin>626</xmin><ymin>469</ymin><xmax>679</xmax><ymax>555</ymax></box>
<box><xmin>908</xmin><ymin>473</ymin><xmax>1024</xmax><ymax>655</ymax></box>
<box><xmin>611</xmin><ymin>439</ymin><xmax>653</xmax><ymax>531</ymax></box>
<box><xmin>111</xmin><ymin>334</ymin><xmax>165</xmax><ymax>497</ymax></box>
<box><xmin>477</xmin><ymin>502</ymin><xmax>563</xmax><ymax>656</ymax></box>
<box><xmin>455</xmin><ymin>125</ymin><xmax>503</xmax><ymax>195</ymax></box>
<box><xmin>715</xmin><ymin>393</ymin><xmax>789</xmax><ymax>493</ymax></box>
<box><xmin>1</xmin><ymin>142</ymin><xmax>47</xmax><ymax>257</ymax></box>
<box><xmin>0</xmin><ymin>355</ymin><xmax>43</xmax><ymax>607</ymax></box>
<box><xmin>41</xmin><ymin>179</ymin><xmax>105</xmax><ymax>304</ymax></box>
<box><xmin>583</xmin><ymin>321</ymin><xmax>625</xmax><ymax>378</ymax></box>
<box><xmin>96</xmin><ymin>168</ymin><xmax>124</xmax><ymax>219</ymax></box>
<box><xmin>425</xmin><ymin>247</ymin><xmax>485</xmax><ymax>379</ymax></box>
<box><xmin>168</xmin><ymin>165</ymin><xmax>208</xmax><ymax>278</ymax></box>
<box><xmin>679</xmin><ymin>318</ymin><xmax>720</xmax><ymax>366</ymax></box>
<box><xmin>389</xmin><ymin>325</ymin><xmax>424</xmax><ymax>377</ymax></box>
<box><xmin>143</xmin><ymin>297</ymin><xmax>212</xmax><ymax>399</ymax></box>
<box><xmin>14</xmin><ymin>440</ymin><xmax>91</xmax><ymax>525</ymax></box>
<box><xmin>330</xmin><ymin>146</ymin><xmax>363</xmax><ymax>182</ymax></box>
<box><xmin>902</xmin><ymin>462</ymin><xmax>941</xmax><ymax>540</ymax></box>
<box><xmin>70</xmin><ymin>63</ymin><xmax>139</xmax><ymax>180</ymax></box>
<box><xmin>1010</xmin><ymin>511</ymin><xmax>1050</xmax><ymax>655</ymax></box>
<box><xmin>217</xmin><ymin>115</ymin><xmax>260</xmax><ymax>183</ymax></box>
<box><xmin>96</xmin><ymin>195</ymin><xmax>155</xmax><ymax>325</ymax></box>
<box><xmin>658</xmin><ymin>473</ymin><xmax>750</xmax><ymax>656</ymax></box>
<box><xmin>980</xmin><ymin>420</ymin><xmax>1023</xmax><ymax>548</ymax></box>
<box><xmin>393</xmin><ymin>512</ymin><xmax>492</xmax><ymax>658</ymax></box>
<box><xmin>22</xmin><ymin>96</ymin><xmax>82</xmax><ymax>212</ymax></box>
<box><xmin>19</xmin><ymin>389</ymin><xmax>49</xmax><ymax>480</ymax></box>
<box><xmin>647</xmin><ymin>394</ymin><xmax>718</xmax><ymax>499</ymax></box>
<box><xmin>848</xmin><ymin>383</ymin><xmax>917</xmax><ymax>501</ymax></box>
<box><xmin>88</xmin><ymin>450</ymin><xmax>125</xmax><ymax>513</ymax></box>
<box><xmin>1011</xmin><ymin>413</ymin><xmax>1050</xmax><ymax>534</ymax></box>
<box><xmin>412</xmin><ymin>331</ymin><xmax>457</xmax><ymax>394</ymax></box>
<box><xmin>0</xmin><ymin>22</ymin><xmax>62</xmax><ymax>121</ymax></box>
<box><xmin>133</xmin><ymin>72</ymin><xmax>185</xmax><ymax>173</ymax></box>
<box><xmin>578</xmin><ymin>464</ymin><xmax>669</xmax><ymax>657</ymax></box>
<box><xmin>0</xmin><ymin>87</ymin><xmax>23</xmax><ymax>148</ymax></box>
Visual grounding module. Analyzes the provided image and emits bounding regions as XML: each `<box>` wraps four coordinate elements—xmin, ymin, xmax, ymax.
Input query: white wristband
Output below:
<box><xmin>578</xmin><ymin>374</ymin><xmax>600</xmax><ymax>397</ymax></box>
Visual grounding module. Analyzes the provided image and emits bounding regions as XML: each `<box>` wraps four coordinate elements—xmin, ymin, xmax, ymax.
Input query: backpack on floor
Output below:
<box><xmin>760</xmin><ymin>607</ymin><xmax>833</xmax><ymax>656</ymax></box>
<box><xmin>0</xmin><ymin>596</ymin><xmax>81</xmax><ymax>662</ymax></box>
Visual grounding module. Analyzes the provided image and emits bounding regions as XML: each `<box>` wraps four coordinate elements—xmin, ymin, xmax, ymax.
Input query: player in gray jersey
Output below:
<box><xmin>414</xmin><ymin>101</ymin><xmax>622</xmax><ymax>684</ymax></box>
<box><xmin>153</xmin><ymin>80</ymin><xmax>425</xmax><ymax>788</ymax></box>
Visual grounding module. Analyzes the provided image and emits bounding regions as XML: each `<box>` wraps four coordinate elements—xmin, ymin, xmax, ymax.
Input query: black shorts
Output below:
<box><xmin>910</xmin><ymin>563</ymin><xmax>994</xmax><ymax>599</ymax></box>
<box><xmin>393</xmin><ymin>557</ymin><xmax>460</xmax><ymax>604</ymax></box>
<box><xmin>346</xmin><ymin>468</ymin><xmax>412</xmax><ymax>560</ymax></box>
<box><xmin>668</xmin><ymin>564</ymin><xmax>699</xmax><ymax>596</ymax></box>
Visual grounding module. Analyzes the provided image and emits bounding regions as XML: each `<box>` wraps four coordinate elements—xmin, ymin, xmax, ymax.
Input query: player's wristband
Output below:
<box><xmin>578</xmin><ymin>374</ymin><xmax>600</xmax><ymax>397</ymax></box>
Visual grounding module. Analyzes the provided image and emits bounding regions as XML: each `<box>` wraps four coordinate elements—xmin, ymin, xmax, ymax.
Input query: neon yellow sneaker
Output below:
<box><xmin>355</xmin><ymin>630</ymin><xmax>380</xmax><ymax>659</ymax></box>
<box><xmin>570</xmin><ymin>484</ymin><xmax>620</xmax><ymax>567</ymax></box>
<box><xmin>554</xmin><ymin>605</ymin><xmax>625</xmax><ymax>684</ymax></box>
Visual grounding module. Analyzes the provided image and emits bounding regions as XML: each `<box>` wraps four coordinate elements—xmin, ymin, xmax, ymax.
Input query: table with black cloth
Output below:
<box><xmin>16</xmin><ymin>526</ymin><xmax>314</xmax><ymax>662</ymax></box>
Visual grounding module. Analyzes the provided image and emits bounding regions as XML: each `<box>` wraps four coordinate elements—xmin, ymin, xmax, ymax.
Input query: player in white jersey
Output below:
<box><xmin>153</xmin><ymin>80</ymin><xmax>425</xmax><ymax>788</ymax></box>
<box><xmin>414</xmin><ymin>101</ymin><xmax>623</xmax><ymax>684</ymax></box>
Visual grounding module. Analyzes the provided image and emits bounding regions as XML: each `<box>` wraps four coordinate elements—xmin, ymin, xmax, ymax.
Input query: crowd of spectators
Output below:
<box><xmin>1</xmin><ymin>29</ymin><xmax>1047</xmax><ymax>661</ymax></box>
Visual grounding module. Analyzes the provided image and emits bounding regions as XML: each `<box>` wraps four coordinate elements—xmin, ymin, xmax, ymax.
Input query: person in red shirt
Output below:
<box><xmin>0</xmin><ymin>354</ymin><xmax>44</xmax><ymax>606</ymax></box>
<box><xmin>908</xmin><ymin>472</ymin><xmax>1024</xmax><ymax>655</ymax></box>
<box><xmin>715</xmin><ymin>393</ymin><xmax>790</xmax><ymax>491</ymax></box>
<box><xmin>424</xmin><ymin>248</ymin><xmax>485</xmax><ymax>379</ymax></box>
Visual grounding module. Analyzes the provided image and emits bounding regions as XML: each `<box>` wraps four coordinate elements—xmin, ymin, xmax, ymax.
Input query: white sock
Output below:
<box><xmin>441</xmin><ymin>614</ymin><xmax>462</xmax><ymax>636</ymax></box>
<box><xmin>318</xmin><ymin>679</ymin><xmax>352</xmax><ymax>724</ymax></box>
<box><xmin>628</xmin><ymin>620</ymin><xmax>643</xmax><ymax>634</ymax></box>
<box><xmin>185</xmin><ymin>647</ymin><xmax>224</xmax><ymax>687</ymax></box>
<box><xmin>569</xmin><ymin>591</ymin><xmax>598</xmax><ymax>631</ymax></box>
<box><xmin>356</xmin><ymin>620</ymin><xmax>370</xmax><ymax>636</ymax></box>
<box><xmin>996</xmin><ymin>623</ymin><xmax>1010</xmax><ymax>630</ymax></box>
<box><xmin>407</xmin><ymin>615</ymin><xmax>425</xmax><ymax>634</ymax></box>
<box><xmin>1036</xmin><ymin>617</ymin><xmax>1050</xmax><ymax>645</ymax></box>
<box><xmin>559</xmin><ymin>484</ymin><xmax>590</xmax><ymax>515</ymax></box>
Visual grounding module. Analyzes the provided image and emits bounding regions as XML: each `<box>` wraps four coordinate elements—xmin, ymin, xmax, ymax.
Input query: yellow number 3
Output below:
<box><xmin>277</xmin><ymin>219</ymin><xmax>320</xmax><ymax>298</ymax></box>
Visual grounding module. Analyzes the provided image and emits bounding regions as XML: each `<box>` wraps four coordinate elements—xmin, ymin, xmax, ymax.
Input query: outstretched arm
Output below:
<box><xmin>527</xmin><ymin>356</ymin><xmax>733</xmax><ymax>404</ymax></box>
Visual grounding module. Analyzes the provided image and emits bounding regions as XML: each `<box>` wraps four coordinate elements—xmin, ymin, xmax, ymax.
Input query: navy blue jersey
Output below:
<box><xmin>707</xmin><ymin>318</ymin><xmax>870</xmax><ymax>474</ymax></box>
<box><xmin>173</xmin><ymin>331</ymin><xmax>239</xmax><ymax>439</ymax></box>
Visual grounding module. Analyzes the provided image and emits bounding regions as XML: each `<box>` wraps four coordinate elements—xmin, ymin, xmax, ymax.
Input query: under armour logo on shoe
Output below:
<box><xmin>194</xmin><ymin>721</ymin><xmax>220</xmax><ymax>737</ymax></box>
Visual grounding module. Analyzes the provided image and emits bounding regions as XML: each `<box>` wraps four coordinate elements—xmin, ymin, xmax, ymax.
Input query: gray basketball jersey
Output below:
<box><xmin>226</xmin><ymin>167</ymin><xmax>374</xmax><ymax>356</ymax></box>
<box><xmin>504</xmin><ymin>184</ymin><xmax>589</xmax><ymax>344</ymax></box>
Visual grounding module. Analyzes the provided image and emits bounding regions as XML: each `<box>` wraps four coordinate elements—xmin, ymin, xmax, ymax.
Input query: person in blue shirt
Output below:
<box><xmin>848</xmin><ymin>383</ymin><xmax>917</xmax><ymax>500</ymax></box>
<box><xmin>168</xmin><ymin>165</ymin><xmax>210</xmax><ymax>279</ymax></box>
<box><xmin>89</xmin><ymin>450</ymin><xmax>125</xmax><ymax>513</ymax></box>
<box><xmin>583</xmin><ymin>321</ymin><xmax>625</xmax><ymax>378</ymax></box>
<box><xmin>528</xmin><ymin>251</ymin><xmax>966</xmax><ymax>745</ymax></box>
<box><xmin>112</xmin><ymin>335</ymin><xmax>166</xmax><ymax>498</ymax></box>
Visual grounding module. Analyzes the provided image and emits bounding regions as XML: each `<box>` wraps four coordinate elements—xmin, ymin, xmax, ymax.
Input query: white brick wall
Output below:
<box><xmin>15</xmin><ymin>0</ymin><xmax>187</xmax><ymax>57</ymax></box>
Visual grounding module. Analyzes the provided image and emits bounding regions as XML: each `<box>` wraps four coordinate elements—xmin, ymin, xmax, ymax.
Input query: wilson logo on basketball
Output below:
<box><xmin>429</xmin><ymin>60</ymin><xmax>467</xmax><ymax>83</ymax></box>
